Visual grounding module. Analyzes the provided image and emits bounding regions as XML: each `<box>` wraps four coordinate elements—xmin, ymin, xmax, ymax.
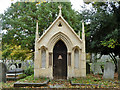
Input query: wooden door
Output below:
<box><xmin>53</xmin><ymin>40</ymin><xmax>67</xmax><ymax>79</ymax></box>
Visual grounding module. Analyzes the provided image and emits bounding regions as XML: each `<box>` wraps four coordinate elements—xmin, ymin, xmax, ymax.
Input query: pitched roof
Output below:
<box><xmin>37</xmin><ymin>14</ymin><xmax>82</xmax><ymax>43</ymax></box>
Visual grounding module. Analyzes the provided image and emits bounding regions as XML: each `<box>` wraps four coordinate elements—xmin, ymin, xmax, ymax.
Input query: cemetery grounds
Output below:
<box><xmin>1</xmin><ymin>73</ymin><xmax>120</xmax><ymax>89</ymax></box>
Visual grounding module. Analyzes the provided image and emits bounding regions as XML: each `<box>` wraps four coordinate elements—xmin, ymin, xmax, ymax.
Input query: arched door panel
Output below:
<box><xmin>53</xmin><ymin>40</ymin><xmax>67</xmax><ymax>79</ymax></box>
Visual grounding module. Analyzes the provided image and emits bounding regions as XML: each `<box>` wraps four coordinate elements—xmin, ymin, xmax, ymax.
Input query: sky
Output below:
<box><xmin>0</xmin><ymin>0</ymin><xmax>84</xmax><ymax>14</ymax></box>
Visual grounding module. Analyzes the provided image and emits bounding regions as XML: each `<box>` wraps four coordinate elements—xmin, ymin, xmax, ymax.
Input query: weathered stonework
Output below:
<box><xmin>34</xmin><ymin>6</ymin><xmax>86</xmax><ymax>79</ymax></box>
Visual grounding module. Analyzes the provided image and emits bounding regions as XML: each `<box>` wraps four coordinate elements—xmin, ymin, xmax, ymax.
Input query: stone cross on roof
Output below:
<box><xmin>58</xmin><ymin>4</ymin><xmax>62</xmax><ymax>16</ymax></box>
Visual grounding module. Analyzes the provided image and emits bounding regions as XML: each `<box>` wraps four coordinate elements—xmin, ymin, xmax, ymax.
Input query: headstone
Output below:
<box><xmin>118</xmin><ymin>60</ymin><xmax>120</xmax><ymax>80</ymax></box>
<box><xmin>18</xmin><ymin>63</ymin><xmax>22</xmax><ymax>68</ymax></box>
<box><xmin>103</xmin><ymin>62</ymin><xmax>115</xmax><ymax>79</ymax></box>
<box><xmin>9</xmin><ymin>64</ymin><xmax>16</xmax><ymax>70</ymax></box>
<box><xmin>0</xmin><ymin>62</ymin><xmax>7</xmax><ymax>83</ymax></box>
<box><xmin>86</xmin><ymin>63</ymin><xmax>90</xmax><ymax>74</ymax></box>
<box><xmin>14</xmin><ymin>63</ymin><xmax>18</xmax><ymax>68</ymax></box>
<box><xmin>91</xmin><ymin>63</ymin><xmax>94</xmax><ymax>72</ymax></box>
<box><xmin>91</xmin><ymin>63</ymin><xmax>102</xmax><ymax>75</ymax></box>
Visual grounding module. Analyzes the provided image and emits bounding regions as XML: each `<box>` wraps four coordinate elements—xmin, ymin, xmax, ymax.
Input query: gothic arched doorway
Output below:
<box><xmin>53</xmin><ymin>40</ymin><xmax>67</xmax><ymax>79</ymax></box>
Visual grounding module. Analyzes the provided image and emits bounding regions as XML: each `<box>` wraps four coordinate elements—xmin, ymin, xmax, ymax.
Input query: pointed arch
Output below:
<box><xmin>53</xmin><ymin>40</ymin><xmax>67</xmax><ymax>79</ymax></box>
<box><xmin>47</xmin><ymin>32</ymin><xmax>73</xmax><ymax>52</ymax></box>
<box><xmin>72</xmin><ymin>45</ymin><xmax>82</xmax><ymax>50</ymax></box>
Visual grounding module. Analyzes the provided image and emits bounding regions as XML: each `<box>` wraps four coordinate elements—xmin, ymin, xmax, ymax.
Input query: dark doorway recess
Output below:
<box><xmin>53</xmin><ymin>40</ymin><xmax>67</xmax><ymax>79</ymax></box>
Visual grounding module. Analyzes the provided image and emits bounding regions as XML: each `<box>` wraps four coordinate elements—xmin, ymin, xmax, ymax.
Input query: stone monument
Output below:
<box><xmin>34</xmin><ymin>5</ymin><xmax>86</xmax><ymax>79</ymax></box>
<box><xmin>103</xmin><ymin>62</ymin><xmax>115</xmax><ymax>79</ymax></box>
<box><xmin>9</xmin><ymin>64</ymin><xmax>16</xmax><ymax>70</ymax></box>
<box><xmin>91</xmin><ymin>63</ymin><xmax>102</xmax><ymax>75</ymax></box>
<box><xmin>0</xmin><ymin>62</ymin><xmax>7</xmax><ymax>83</ymax></box>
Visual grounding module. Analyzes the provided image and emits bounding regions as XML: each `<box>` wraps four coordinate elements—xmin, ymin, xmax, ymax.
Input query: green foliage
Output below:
<box><xmin>18</xmin><ymin>73</ymin><xmax>27</xmax><ymax>78</ymax></box>
<box><xmin>2</xmin><ymin>44</ymin><xmax>32</xmax><ymax>60</ymax></box>
<box><xmin>101</xmin><ymin>39</ymin><xmax>119</xmax><ymax>49</ymax></box>
<box><xmin>1</xmin><ymin>74</ymin><xmax>48</xmax><ymax>88</ymax></box>
<box><xmin>18</xmin><ymin>74</ymin><xmax>48</xmax><ymax>83</ymax></box>
<box><xmin>82</xmin><ymin>2</ymin><xmax>120</xmax><ymax>55</ymax></box>
<box><xmin>1</xmin><ymin>2</ymin><xmax>82</xmax><ymax>60</ymax></box>
<box><xmin>2</xmin><ymin>44</ymin><xmax>11</xmax><ymax>59</ymax></box>
<box><xmin>24</xmin><ymin>65</ymin><xmax>34</xmax><ymax>76</ymax></box>
<box><xmin>71</xmin><ymin>74</ymin><xmax>120</xmax><ymax>88</ymax></box>
<box><xmin>0</xmin><ymin>50</ymin><xmax>2</xmax><ymax>60</ymax></box>
<box><xmin>1</xmin><ymin>74</ymin><xmax>120</xmax><ymax>88</ymax></box>
<box><xmin>82</xmin><ymin>2</ymin><xmax>120</xmax><ymax>71</ymax></box>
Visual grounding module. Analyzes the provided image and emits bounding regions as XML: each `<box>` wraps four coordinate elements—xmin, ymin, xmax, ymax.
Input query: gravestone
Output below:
<box><xmin>86</xmin><ymin>63</ymin><xmax>90</xmax><ymax>74</ymax></box>
<box><xmin>0</xmin><ymin>62</ymin><xmax>7</xmax><ymax>83</ymax></box>
<box><xmin>91</xmin><ymin>63</ymin><xmax>102</xmax><ymax>75</ymax></box>
<box><xmin>9</xmin><ymin>64</ymin><xmax>16</xmax><ymax>70</ymax></box>
<box><xmin>18</xmin><ymin>63</ymin><xmax>22</xmax><ymax>68</ymax></box>
<box><xmin>118</xmin><ymin>60</ymin><xmax>120</xmax><ymax>80</ymax></box>
<box><xmin>103</xmin><ymin>62</ymin><xmax>115</xmax><ymax>79</ymax></box>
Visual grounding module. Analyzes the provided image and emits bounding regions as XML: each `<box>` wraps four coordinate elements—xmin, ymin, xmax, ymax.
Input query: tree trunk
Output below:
<box><xmin>109</xmin><ymin>53</ymin><xmax>117</xmax><ymax>72</ymax></box>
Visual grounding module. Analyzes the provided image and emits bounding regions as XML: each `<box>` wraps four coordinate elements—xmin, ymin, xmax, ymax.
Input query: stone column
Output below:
<box><xmin>79</xmin><ymin>49</ymin><xmax>82</xmax><ymax>76</ymax></box>
<box><xmin>46</xmin><ymin>49</ymin><xmax>49</xmax><ymax>68</ymax></box>
<box><xmin>82</xmin><ymin>21</ymin><xmax>86</xmax><ymax>77</ymax></box>
<box><xmin>71</xmin><ymin>50</ymin><xmax>74</xmax><ymax>77</ymax></box>
<box><xmin>34</xmin><ymin>20</ymin><xmax>40</xmax><ymax>78</ymax></box>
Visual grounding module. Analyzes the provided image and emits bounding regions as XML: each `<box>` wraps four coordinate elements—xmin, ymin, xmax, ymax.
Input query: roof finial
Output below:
<box><xmin>58</xmin><ymin>4</ymin><xmax>62</xmax><ymax>16</ymax></box>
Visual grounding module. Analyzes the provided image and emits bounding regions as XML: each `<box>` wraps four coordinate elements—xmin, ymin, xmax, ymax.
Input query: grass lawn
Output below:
<box><xmin>18</xmin><ymin>74</ymin><xmax>48</xmax><ymax>83</ymax></box>
<box><xmin>2</xmin><ymin>74</ymin><xmax>49</xmax><ymax>88</ymax></box>
<box><xmin>1</xmin><ymin>74</ymin><xmax>120</xmax><ymax>89</ymax></box>
<box><xmin>71</xmin><ymin>74</ymin><xmax>120</xmax><ymax>88</ymax></box>
<box><xmin>1</xmin><ymin>81</ymin><xmax>15</xmax><ymax>89</ymax></box>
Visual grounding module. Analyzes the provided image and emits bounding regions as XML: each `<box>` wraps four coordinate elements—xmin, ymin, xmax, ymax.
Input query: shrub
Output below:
<box><xmin>19</xmin><ymin>73</ymin><xmax>27</xmax><ymax>78</ymax></box>
<box><xmin>24</xmin><ymin>65</ymin><xmax>34</xmax><ymax>76</ymax></box>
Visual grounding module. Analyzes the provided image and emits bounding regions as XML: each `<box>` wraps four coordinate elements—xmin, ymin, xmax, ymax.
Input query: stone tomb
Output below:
<box><xmin>6</xmin><ymin>68</ymin><xmax>24</xmax><ymax>80</ymax></box>
<box><xmin>0</xmin><ymin>62</ymin><xmax>7</xmax><ymax>83</ymax></box>
<box><xmin>34</xmin><ymin>5</ymin><xmax>86</xmax><ymax>79</ymax></box>
<box><xmin>103</xmin><ymin>62</ymin><xmax>115</xmax><ymax>79</ymax></box>
<box><xmin>9</xmin><ymin>64</ymin><xmax>16</xmax><ymax>70</ymax></box>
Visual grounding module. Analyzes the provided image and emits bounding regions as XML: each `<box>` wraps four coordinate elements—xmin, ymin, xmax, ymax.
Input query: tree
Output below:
<box><xmin>2</xmin><ymin>44</ymin><xmax>32</xmax><ymax>60</ymax></box>
<box><xmin>1</xmin><ymin>2</ymin><xmax>82</xmax><ymax>60</ymax></box>
<box><xmin>81</xmin><ymin>2</ymin><xmax>120</xmax><ymax>72</ymax></box>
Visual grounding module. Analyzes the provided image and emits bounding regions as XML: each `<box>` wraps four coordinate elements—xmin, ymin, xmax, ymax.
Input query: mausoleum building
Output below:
<box><xmin>34</xmin><ymin>5</ymin><xmax>86</xmax><ymax>79</ymax></box>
